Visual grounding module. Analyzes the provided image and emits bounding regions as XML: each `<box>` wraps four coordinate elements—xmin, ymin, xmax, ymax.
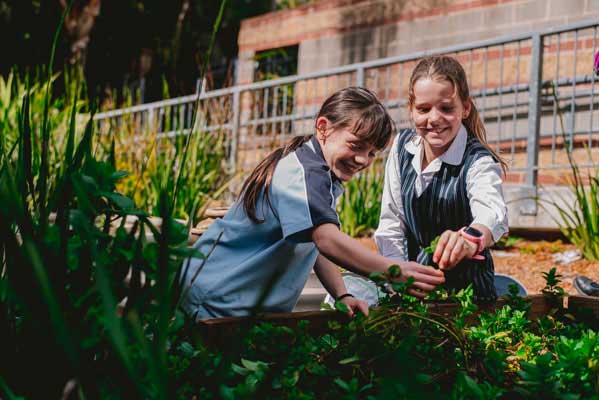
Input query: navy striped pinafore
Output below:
<box><xmin>397</xmin><ymin>129</ymin><xmax>497</xmax><ymax>302</ymax></box>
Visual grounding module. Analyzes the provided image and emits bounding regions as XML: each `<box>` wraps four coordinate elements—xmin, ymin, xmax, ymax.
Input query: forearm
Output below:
<box><xmin>313</xmin><ymin>224</ymin><xmax>392</xmax><ymax>277</ymax></box>
<box><xmin>314</xmin><ymin>254</ymin><xmax>347</xmax><ymax>299</ymax></box>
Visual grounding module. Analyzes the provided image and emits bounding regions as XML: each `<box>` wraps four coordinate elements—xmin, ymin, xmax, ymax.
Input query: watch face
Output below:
<box><xmin>464</xmin><ymin>226</ymin><xmax>483</xmax><ymax>238</ymax></box>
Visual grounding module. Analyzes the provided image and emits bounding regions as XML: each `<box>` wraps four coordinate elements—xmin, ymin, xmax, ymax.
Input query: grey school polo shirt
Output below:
<box><xmin>181</xmin><ymin>136</ymin><xmax>344</xmax><ymax>320</ymax></box>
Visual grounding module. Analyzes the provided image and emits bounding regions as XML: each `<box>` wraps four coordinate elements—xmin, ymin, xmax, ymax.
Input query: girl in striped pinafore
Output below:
<box><xmin>374</xmin><ymin>56</ymin><xmax>509</xmax><ymax>302</ymax></box>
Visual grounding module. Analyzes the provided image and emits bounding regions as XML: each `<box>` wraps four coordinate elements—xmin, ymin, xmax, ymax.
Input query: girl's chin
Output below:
<box><xmin>424</xmin><ymin>137</ymin><xmax>449</xmax><ymax>148</ymax></box>
<box><xmin>334</xmin><ymin>168</ymin><xmax>354</xmax><ymax>181</ymax></box>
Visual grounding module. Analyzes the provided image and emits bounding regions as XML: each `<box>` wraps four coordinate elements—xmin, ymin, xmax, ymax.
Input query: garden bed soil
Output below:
<box><xmin>356</xmin><ymin>236</ymin><xmax>599</xmax><ymax>296</ymax></box>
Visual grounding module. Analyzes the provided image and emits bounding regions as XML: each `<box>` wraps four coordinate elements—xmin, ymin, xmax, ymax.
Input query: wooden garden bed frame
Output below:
<box><xmin>196</xmin><ymin>295</ymin><xmax>599</xmax><ymax>349</ymax></box>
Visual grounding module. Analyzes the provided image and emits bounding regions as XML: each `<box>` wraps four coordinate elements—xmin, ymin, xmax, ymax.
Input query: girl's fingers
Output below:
<box><xmin>432</xmin><ymin>231</ymin><xmax>450</xmax><ymax>263</ymax></box>
<box><xmin>341</xmin><ymin>297</ymin><xmax>355</xmax><ymax>318</ymax></box>
<box><xmin>439</xmin><ymin>233</ymin><xmax>459</xmax><ymax>269</ymax></box>
<box><xmin>411</xmin><ymin>271</ymin><xmax>445</xmax><ymax>285</ymax></box>
<box><xmin>411</xmin><ymin>263</ymin><xmax>444</xmax><ymax>277</ymax></box>
<box><xmin>410</xmin><ymin>281</ymin><xmax>437</xmax><ymax>292</ymax></box>
<box><xmin>449</xmin><ymin>237</ymin><xmax>467</xmax><ymax>267</ymax></box>
<box><xmin>356</xmin><ymin>300</ymin><xmax>370</xmax><ymax>317</ymax></box>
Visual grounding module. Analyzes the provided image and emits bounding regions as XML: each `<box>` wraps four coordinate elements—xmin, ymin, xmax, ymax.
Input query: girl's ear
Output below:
<box><xmin>316</xmin><ymin>116</ymin><xmax>329</xmax><ymax>138</ymax></box>
<box><xmin>462</xmin><ymin>98</ymin><xmax>472</xmax><ymax>120</ymax></box>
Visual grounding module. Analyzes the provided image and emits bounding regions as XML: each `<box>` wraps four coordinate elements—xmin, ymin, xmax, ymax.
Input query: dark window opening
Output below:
<box><xmin>253</xmin><ymin>45</ymin><xmax>298</xmax><ymax>81</ymax></box>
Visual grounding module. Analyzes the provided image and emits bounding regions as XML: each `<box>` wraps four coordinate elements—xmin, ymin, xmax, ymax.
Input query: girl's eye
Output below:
<box><xmin>416</xmin><ymin>107</ymin><xmax>429</xmax><ymax>113</ymax></box>
<box><xmin>441</xmin><ymin>106</ymin><xmax>455</xmax><ymax>113</ymax></box>
<box><xmin>350</xmin><ymin>143</ymin><xmax>363</xmax><ymax>150</ymax></box>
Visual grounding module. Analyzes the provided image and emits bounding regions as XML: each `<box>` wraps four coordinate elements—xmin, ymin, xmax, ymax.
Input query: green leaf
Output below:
<box><xmin>334</xmin><ymin>378</ymin><xmax>350</xmax><ymax>391</ymax></box>
<box><xmin>241</xmin><ymin>358</ymin><xmax>265</xmax><ymax>372</ymax></box>
<box><xmin>100</xmin><ymin>191</ymin><xmax>135</xmax><ymax>210</ymax></box>
<box><xmin>338</xmin><ymin>355</ymin><xmax>360</xmax><ymax>365</ymax></box>
<box><xmin>334</xmin><ymin>300</ymin><xmax>349</xmax><ymax>314</ymax></box>
<box><xmin>231</xmin><ymin>363</ymin><xmax>248</xmax><ymax>376</ymax></box>
<box><xmin>387</xmin><ymin>264</ymin><xmax>401</xmax><ymax>278</ymax></box>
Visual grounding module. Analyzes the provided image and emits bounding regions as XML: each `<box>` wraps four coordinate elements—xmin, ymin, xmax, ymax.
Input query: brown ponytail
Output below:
<box><xmin>408</xmin><ymin>55</ymin><xmax>508</xmax><ymax>174</ymax></box>
<box><xmin>241</xmin><ymin>135</ymin><xmax>311</xmax><ymax>223</ymax></box>
<box><xmin>241</xmin><ymin>86</ymin><xmax>394</xmax><ymax>223</ymax></box>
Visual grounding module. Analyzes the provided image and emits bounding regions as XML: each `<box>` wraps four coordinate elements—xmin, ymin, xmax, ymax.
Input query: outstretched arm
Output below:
<box><xmin>312</xmin><ymin>223</ymin><xmax>445</xmax><ymax>298</ymax></box>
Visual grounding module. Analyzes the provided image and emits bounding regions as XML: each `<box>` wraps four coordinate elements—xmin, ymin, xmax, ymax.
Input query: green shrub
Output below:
<box><xmin>542</xmin><ymin>82</ymin><xmax>599</xmax><ymax>260</ymax></box>
<box><xmin>0</xmin><ymin>2</ymin><xmax>228</xmax><ymax>397</ymax></box>
<box><xmin>337</xmin><ymin>162</ymin><xmax>384</xmax><ymax>237</ymax></box>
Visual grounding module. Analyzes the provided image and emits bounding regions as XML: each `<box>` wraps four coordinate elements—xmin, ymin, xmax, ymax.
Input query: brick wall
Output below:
<box><xmin>237</xmin><ymin>0</ymin><xmax>599</xmax><ymax>84</ymax></box>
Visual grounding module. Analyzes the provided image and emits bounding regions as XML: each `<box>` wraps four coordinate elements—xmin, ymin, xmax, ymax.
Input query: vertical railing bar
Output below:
<box><xmin>552</xmin><ymin>33</ymin><xmax>561</xmax><ymax>164</ymax></box>
<box><xmin>282</xmin><ymin>84</ymin><xmax>288</xmax><ymax>145</ymax></box>
<box><xmin>230</xmin><ymin>89</ymin><xmax>241</xmax><ymax>173</ymax></box>
<box><xmin>312</xmin><ymin>78</ymin><xmax>318</xmax><ymax>136</ymax></box>
<box><xmin>262</xmin><ymin>87</ymin><xmax>269</xmax><ymax>152</ymax></box>
<box><xmin>202</xmin><ymin>101</ymin><xmax>209</xmax><ymax>134</ymax></box>
<box><xmin>569</xmin><ymin>29</ymin><xmax>578</xmax><ymax>153</ymax></box>
<box><xmin>482</xmin><ymin>46</ymin><xmax>489</xmax><ymax>120</ymax></box>
<box><xmin>372</xmin><ymin>68</ymin><xmax>379</xmax><ymax>94</ymax></box>
<box><xmin>301</xmin><ymin>79</ymin><xmax>308</xmax><ymax>135</ymax></box>
<box><xmin>186</xmin><ymin>101</ymin><xmax>192</xmax><ymax>129</ymax></box>
<box><xmin>469</xmin><ymin>49</ymin><xmax>474</xmax><ymax>90</ymax></box>
<box><xmin>497</xmin><ymin>44</ymin><xmax>505</xmax><ymax>154</ymax></box>
<box><xmin>398</xmin><ymin>62</ymin><xmax>404</xmax><ymax>129</ymax></box>
<box><xmin>148</xmin><ymin>106</ymin><xmax>155</xmax><ymax>134</ymax></box>
<box><xmin>252</xmin><ymin>90</ymin><xmax>259</xmax><ymax>167</ymax></box>
<box><xmin>523</xmin><ymin>33</ymin><xmax>544</xmax><ymax>215</ymax></box>
<box><xmin>385</xmin><ymin>66</ymin><xmax>391</xmax><ymax>108</ymax></box>
<box><xmin>179</xmin><ymin>103</ymin><xmax>185</xmax><ymax>133</ymax></box>
<box><xmin>356</xmin><ymin>66</ymin><xmax>365</xmax><ymax>87</ymax></box>
<box><xmin>291</xmin><ymin>81</ymin><xmax>298</xmax><ymax>138</ymax></box>
<box><xmin>158</xmin><ymin>107</ymin><xmax>164</xmax><ymax>133</ymax></box>
<box><xmin>272</xmin><ymin>85</ymin><xmax>279</xmax><ymax>145</ymax></box>
<box><xmin>511</xmin><ymin>40</ymin><xmax>521</xmax><ymax>167</ymax></box>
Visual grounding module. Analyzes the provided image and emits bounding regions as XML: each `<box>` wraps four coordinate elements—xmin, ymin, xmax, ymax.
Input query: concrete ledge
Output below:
<box><xmin>505</xmin><ymin>183</ymin><xmax>575</xmax><ymax>231</ymax></box>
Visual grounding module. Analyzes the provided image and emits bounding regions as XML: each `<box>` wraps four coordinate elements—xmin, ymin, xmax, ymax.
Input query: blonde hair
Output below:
<box><xmin>408</xmin><ymin>55</ymin><xmax>508</xmax><ymax>173</ymax></box>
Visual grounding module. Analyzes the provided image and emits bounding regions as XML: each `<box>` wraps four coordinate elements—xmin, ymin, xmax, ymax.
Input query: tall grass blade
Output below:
<box><xmin>38</xmin><ymin>0</ymin><xmax>74</xmax><ymax>234</ymax></box>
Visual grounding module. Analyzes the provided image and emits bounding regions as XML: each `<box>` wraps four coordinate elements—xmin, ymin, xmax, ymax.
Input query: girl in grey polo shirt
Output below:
<box><xmin>181</xmin><ymin>87</ymin><xmax>445</xmax><ymax>320</ymax></box>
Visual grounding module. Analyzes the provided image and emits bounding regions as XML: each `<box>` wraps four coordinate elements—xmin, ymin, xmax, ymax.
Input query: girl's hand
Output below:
<box><xmin>340</xmin><ymin>296</ymin><xmax>370</xmax><ymax>317</ymax></box>
<box><xmin>432</xmin><ymin>230</ymin><xmax>478</xmax><ymax>270</ymax></box>
<box><xmin>397</xmin><ymin>261</ymin><xmax>446</xmax><ymax>298</ymax></box>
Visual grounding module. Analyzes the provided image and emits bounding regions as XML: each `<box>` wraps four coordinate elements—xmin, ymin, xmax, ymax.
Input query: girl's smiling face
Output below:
<box><xmin>410</xmin><ymin>77</ymin><xmax>471</xmax><ymax>156</ymax></box>
<box><xmin>317</xmin><ymin>117</ymin><xmax>379</xmax><ymax>182</ymax></box>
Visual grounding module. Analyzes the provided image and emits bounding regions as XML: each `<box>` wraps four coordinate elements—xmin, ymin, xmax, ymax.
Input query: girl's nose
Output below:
<box><xmin>355</xmin><ymin>153</ymin><xmax>370</xmax><ymax>166</ymax></box>
<box><xmin>428</xmin><ymin>107</ymin><xmax>441</xmax><ymax>123</ymax></box>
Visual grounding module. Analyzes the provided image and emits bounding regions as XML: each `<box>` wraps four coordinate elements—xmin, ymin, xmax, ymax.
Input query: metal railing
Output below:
<box><xmin>95</xmin><ymin>18</ymin><xmax>599</xmax><ymax>215</ymax></box>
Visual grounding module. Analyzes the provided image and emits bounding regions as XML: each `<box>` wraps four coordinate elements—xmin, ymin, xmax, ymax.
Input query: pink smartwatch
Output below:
<box><xmin>459</xmin><ymin>226</ymin><xmax>485</xmax><ymax>260</ymax></box>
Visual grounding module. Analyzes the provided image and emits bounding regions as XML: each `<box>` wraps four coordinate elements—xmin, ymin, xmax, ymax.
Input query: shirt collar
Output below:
<box><xmin>405</xmin><ymin>124</ymin><xmax>468</xmax><ymax>168</ymax></box>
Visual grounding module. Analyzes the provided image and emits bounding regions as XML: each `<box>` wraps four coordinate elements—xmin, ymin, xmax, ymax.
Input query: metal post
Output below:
<box><xmin>521</xmin><ymin>33</ymin><xmax>544</xmax><ymax>216</ymax></box>
<box><xmin>356</xmin><ymin>67</ymin><xmax>365</xmax><ymax>87</ymax></box>
<box><xmin>230</xmin><ymin>89</ymin><xmax>241</xmax><ymax>174</ymax></box>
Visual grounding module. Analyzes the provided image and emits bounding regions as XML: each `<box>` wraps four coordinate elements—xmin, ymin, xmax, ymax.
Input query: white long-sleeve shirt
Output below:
<box><xmin>374</xmin><ymin>125</ymin><xmax>509</xmax><ymax>262</ymax></box>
